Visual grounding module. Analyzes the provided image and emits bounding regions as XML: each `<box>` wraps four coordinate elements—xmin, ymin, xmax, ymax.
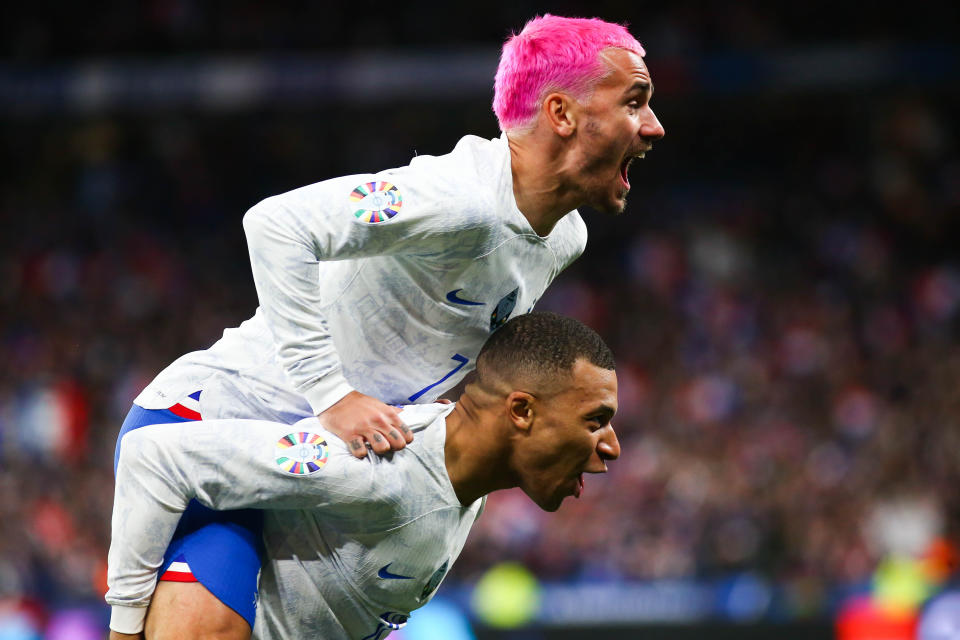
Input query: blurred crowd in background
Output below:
<box><xmin>3</xmin><ymin>1</ymin><xmax>957</xmax><ymax>59</ymax></box>
<box><xmin>1</xmin><ymin>2</ymin><xmax>959</xmax><ymax>636</ymax></box>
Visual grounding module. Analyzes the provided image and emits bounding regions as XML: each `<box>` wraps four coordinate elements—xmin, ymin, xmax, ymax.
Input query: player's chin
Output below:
<box><xmin>524</xmin><ymin>481</ymin><xmax>570</xmax><ymax>511</ymax></box>
<box><xmin>591</xmin><ymin>190</ymin><xmax>628</xmax><ymax>215</ymax></box>
<box><xmin>539</xmin><ymin>497</ymin><xmax>564</xmax><ymax>512</ymax></box>
<box><xmin>533</xmin><ymin>489</ymin><xmax>568</xmax><ymax>512</ymax></box>
<box><xmin>611</xmin><ymin>194</ymin><xmax>628</xmax><ymax>214</ymax></box>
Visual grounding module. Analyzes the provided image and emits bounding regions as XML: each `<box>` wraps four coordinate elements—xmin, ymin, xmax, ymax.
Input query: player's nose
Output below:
<box><xmin>641</xmin><ymin>108</ymin><xmax>665</xmax><ymax>140</ymax></box>
<box><xmin>597</xmin><ymin>425</ymin><xmax>620</xmax><ymax>463</ymax></box>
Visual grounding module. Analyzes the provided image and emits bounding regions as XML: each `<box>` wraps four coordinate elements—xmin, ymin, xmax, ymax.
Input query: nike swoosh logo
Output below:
<box><xmin>378</xmin><ymin>563</ymin><xmax>415</xmax><ymax>580</ymax></box>
<box><xmin>446</xmin><ymin>289</ymin><xmax>483</xmax><ymax>306</ymax></box>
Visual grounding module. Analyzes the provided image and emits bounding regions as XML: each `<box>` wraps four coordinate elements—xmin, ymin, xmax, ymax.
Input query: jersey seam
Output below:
<box><xmin>475</xmin><ymin>233</ymin><xmax>547</xmax><ymax>261</ymax></box>
<box><xmin>378</xmin><ymin>502</ymin><xmax>470</xmax><ymax>534</ymax></box>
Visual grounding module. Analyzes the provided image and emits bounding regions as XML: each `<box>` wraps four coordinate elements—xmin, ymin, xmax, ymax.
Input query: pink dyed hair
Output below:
<box><xmin>493</xmin><ymin>15</ymin><xmax>645</xmax><ymax>132</ymax></box>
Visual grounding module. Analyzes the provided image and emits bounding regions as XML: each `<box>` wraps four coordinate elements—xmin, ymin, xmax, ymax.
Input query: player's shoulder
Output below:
<box><xmin>319</xmin><ymin>404</ymin><xmax>455</xmax><ymax>510</ymax></box>
<box><xmin>404</xmin><ymin>134</ymin><xmax>504</xmax><ymax>184</ymax></box>
<box><xmin>383</xmin><ymin>135</ymin><xmax>505</xmax><ymax>219</ymax></box>
<box><xmin>546</xmin><ymin>209</ymin><xmax>588</xmax><ymax>261</ymax></box>
<box><xmin>393</xmin><ymin>403</ymin><xmax>461</xmax><ymax>502</ymax></box>
<box><xmin>552</xmin><ymin>208</ymin><xmax>588</xmax><ymax>241</ymax></box>
<box><xmin>248</xmin><ymin>135</ymin><xmax>504</xmax><ymax>213</ymax></box>
<box><xmin>243</xmin><ymin>172</ymin><xmax>392</xmax><ymax>229</ymax></box>
<box><xmin>397</xmin><ymin>402</ymin><xmax>455</xmax><ymax>433</ymax></box>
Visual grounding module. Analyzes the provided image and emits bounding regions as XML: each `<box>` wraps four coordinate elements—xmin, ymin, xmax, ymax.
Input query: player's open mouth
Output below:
<box><xmin>620</xmin><ymin>146</ymin><xmax>651</xmax><ymax>190</ymax></box>
<box><xmin>619</xmin><ymin>157</ymin><xmax>633</xmax><ymax>189</ymax></box>
<box><xmin>574</xmin><ymin>474</ymin><xmax>584</xmax><ymax>499</ymax></box>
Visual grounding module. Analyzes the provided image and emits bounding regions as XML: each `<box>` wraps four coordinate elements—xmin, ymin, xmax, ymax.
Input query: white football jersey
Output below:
<box><xmin>107</xmin><ymin>403</ymin><xmax>485</xmax><ymax>639</ymax></box>
<box><xmin>133</xmin><ymin>134</ymin><xmax>587</xmax><ymax>420</ymax></box>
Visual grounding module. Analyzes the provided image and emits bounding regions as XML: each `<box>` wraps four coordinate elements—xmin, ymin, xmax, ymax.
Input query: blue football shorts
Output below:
<box><xmin>114</xmin><ymin>398</ymin><xmax>264</xmax><ymax>629</ymax></box>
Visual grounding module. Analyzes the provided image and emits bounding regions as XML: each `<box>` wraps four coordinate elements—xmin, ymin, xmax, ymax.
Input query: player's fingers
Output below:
<box><xmin>436</xmin><ymin>398</ymin><xmax>453</xmax><ymax>405</ymax></box>
<box><xmin>380</xmin><ymin>424</ymin><xmax>408</xmax><ymax>449</ymax></box>
<box><xmin>347</xmin><ymin>437</ymin><xmax>368</xmax><ymax>459</ymax></box>
<box><xmin>382</xmin><ymin>412</ymin><xmax>414</xmax><ymax>444</ymax></box>
<box><xmin>377</xmin><ymin>409</ymin><xmax>412</xmax><ymax>445</ymax></box>
<box><xmin>366</xmin><ymin>413</ymin><xmax>409</xmax><ymax>453</ymax></box>
<box><xmin>367</xmin><ymin>429</ymin><xmax>392</xmax><ymax>455</ymax></box>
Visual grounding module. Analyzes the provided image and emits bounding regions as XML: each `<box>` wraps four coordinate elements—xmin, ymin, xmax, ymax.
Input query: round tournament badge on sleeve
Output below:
<box><xmin>349</xmin><ymin>181</ymin><xmax>403</xmax><ymax>223</ymax></box>
<box><xmin>275</xmin><ymin>432</ymin><xmax>329</xmax><ymax>476</ymax></box>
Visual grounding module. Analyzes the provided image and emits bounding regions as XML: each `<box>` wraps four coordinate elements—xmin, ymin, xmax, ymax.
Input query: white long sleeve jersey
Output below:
<box><xmin>108</xmin><ymin>403</ymin><xmax>483</xmax><ymax>639</ymax></box>
<box><xmin>134</xmin><ymin>134</ymin><xmax>587</xmax><ymax>419</ymax></box>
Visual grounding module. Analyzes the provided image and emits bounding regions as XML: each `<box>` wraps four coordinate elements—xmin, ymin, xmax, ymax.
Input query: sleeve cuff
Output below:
<box><xmin>110</xmin><ymin>605</ymin><xmax>147</xmax><ymax>634</ymax></box>
<box><xmin>302</xmin><ymin>369</ymin><xmax>356</xmax><ymax>415</ymax></box>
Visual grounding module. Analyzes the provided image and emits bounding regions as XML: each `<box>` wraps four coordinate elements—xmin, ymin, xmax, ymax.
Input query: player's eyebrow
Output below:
<box><xmin>626</xmin><ymin>81</ymin><xmax>652</xmax><ymax>97</ymax></box>
<box><xmin>588</xmin><ymin>405</ymin><xmax>616</xmax><ymax>422</ymax></box>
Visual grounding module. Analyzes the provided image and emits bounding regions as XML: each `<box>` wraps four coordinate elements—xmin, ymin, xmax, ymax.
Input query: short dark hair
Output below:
<box><xmin>476</xmin><ymin>312</ymin><xmax>615</xmax><ymax>389</ymax></box>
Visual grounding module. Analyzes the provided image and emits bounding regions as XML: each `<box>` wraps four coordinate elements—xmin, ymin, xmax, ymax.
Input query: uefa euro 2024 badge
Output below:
<box><xmin>350</xmin><ymin>181</ymin><xmax>403</xmax><ymax>224</ymax></box>
<box><xmin>275</xmin><ymin>432</ymin><xmax>329</xmax><ymax>476</ymax></box>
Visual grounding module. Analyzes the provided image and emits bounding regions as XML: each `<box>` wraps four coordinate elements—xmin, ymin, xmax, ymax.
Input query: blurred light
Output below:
<box><xmin>873</xmin><ymin>555</ymin><xmax>932</xmax><ymax>615</ymax></box>
<box><xmin>919</xmin><ymin>591</ymin><xmax>960</xmax><ymax>640</ymax></box>
<box><xmin>836</xmin><ymin>594</ymin><xmax>917</xmax><ymax>640</ymax></box>
<box><xmin>867</xmin><ymin>499</ymin><xmax>943</xmax><ymax>558</ymax></box>
<box><xmin>720</xmin><ymin>573</ymin><xmax>772</xmax><ymax>621</ymax></box>
<box><xmin>471</xmin><ymin>563</ymin><xmax>540</xmax><ymax>629</ymax></box>
<box><xmin>0</xmin><ymin>610</ymin><xmax>39</xmax><ymax>640</ymax></box>
<box><xmin>537</xmin><ymin>581</ymin><xmax>713</xmax><ymax>623</ymax></box>
<box><xmin>45</xmin><ymin>608</ymin><xmax>102</xmax><ymax>640</ymax></box>
<box><xmin>403</xmin><ymin>598</ymin><xmax>474</xmax><ymax>640</ymax></box>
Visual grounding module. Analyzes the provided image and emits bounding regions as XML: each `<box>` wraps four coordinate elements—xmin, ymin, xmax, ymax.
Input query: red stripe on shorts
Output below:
<box><xmin>168</xmin><ymin>403</ymin><xmax>201</xmax><ymax>421</ymax></box>
<box><xmin>159</xmin><ymin>570</ymin><xmax>198</xmax><ymax>583</ymax></box>
<box><xmin>160</xmin><ymin>561</ymin><xmax>198</xmax><ymax>583</ymax></box>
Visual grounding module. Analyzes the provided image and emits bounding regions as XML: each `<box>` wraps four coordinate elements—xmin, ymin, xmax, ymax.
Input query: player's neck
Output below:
<box><xmin>444</xmin><ymin>399</ymin><xmax>516</xmax><ymax>506</ymax></box>
<box><xmin>508</xmin><ymin>131</ymin><xmax>581</xmax><ymax>237</ymax></box>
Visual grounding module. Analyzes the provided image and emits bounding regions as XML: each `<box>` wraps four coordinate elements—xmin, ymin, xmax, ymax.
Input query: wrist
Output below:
<box><xmin>110</xmin><ymin>604</ymin><xmax>147</xmax><ymax>634</ymax></box>
<box><xmin>302</xmin><ymin>369</ymin><xmax>356</xmax><ymax>415</ymax></box>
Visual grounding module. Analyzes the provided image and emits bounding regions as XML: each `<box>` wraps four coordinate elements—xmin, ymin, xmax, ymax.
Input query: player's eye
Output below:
<box><xmin>587</xmin><ymin>415</ymin><xmax>608</xmax><ymax>430</ymax></box>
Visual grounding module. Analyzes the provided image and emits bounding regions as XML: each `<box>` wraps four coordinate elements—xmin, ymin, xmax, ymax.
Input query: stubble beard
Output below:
<box><xmin>591</xmin><ymin>185</ymin><xmax>628</xmax><ymax>215</ymax></box>
<box><xmin>578</xmin><ymin>150</ymin><xmax>630</xmax><ymax>215</ymax></box>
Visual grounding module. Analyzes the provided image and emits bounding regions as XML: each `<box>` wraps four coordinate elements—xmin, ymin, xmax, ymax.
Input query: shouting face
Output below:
<box><xmin>514</xmin><ymin>359</ymin><xmax>620</xmax><ymax>512</ymax></box>
<box><xmin>571</xmin><ymin>48</ymin><xmax>665</xmax><ymax>214</ymax></box>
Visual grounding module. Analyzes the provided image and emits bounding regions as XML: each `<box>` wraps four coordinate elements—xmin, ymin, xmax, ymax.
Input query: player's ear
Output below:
<box><xmin>542</xmin><ymin>93</ymin><xmax>577</xmax><ymax>137</ymax></box>
<box><xmin>505</xmin><ymin>391</ymin><xmax>535</xmax><ymax>433</ymax></box>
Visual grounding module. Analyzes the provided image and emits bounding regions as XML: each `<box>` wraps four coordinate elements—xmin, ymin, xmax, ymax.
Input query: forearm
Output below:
<box><xmin>108</xmin><ymin>604</ymin><xmax>149</xmax><ymax>636</ymax></box>
<box><xmin>242</xmin><ymin>177</ymin><xmax>447</xmax><ymax>414</ymax></box>
<box><xmin>107</xmin><ymin>425</ymin><xmax>195</xmax><ymax>631</ymax></box>
<box><xmin>243</xmin><ymin>197</ymin><xmax>355</xmax><ymax>413</ymax></box>
<box><xmin>106</xmin><ymin>418</ymin><xmax>361</xmax><ymax>626</ymax></box>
